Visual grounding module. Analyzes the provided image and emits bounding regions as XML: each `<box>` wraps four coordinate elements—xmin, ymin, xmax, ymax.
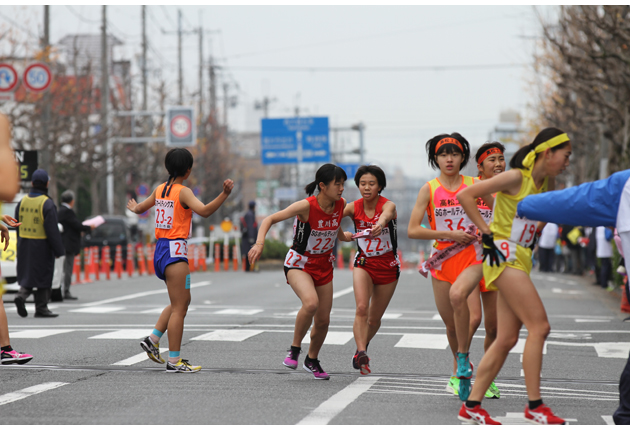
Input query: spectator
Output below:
<box><xmin>240</xmin><ymin>201</ymin><xmax>258</xmax><ymax>272</ymax></box>
<box><xmin>596</xmin><ymin>225</ymin><xmax>614</xmax><ymax>291</ymax></box>
<box><xmin>561</xmin><ymin>224</ymin><xmax>583</xmax><ymax>275</ymax></box>
<box><xmin>13</xmin><ymin>169</ymin><xmax>65</xmax><ymax>318</ymax></box>
<box><xmin>58</xmin><ymin>190</ymin><xmax>92</xmax><ymax>300</ymax></box>
<box><xmin>538</xmin><ymin>223</ymin><xmax>558</xmax><ymax>272</ymax></box>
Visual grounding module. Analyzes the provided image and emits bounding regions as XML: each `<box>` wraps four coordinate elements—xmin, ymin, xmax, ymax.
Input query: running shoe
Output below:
<box><xmin>352</xmin><ymin>350</ymin><xmax>359</xmax><ymax>370</ymax></box>
<box><xmin>456</xmin><ymin>353</ymin><xmax>473</xmax><ymax>401</ymax></box>
<box><xmin>524</xmin><ymin>404</ymin><xmax>566</xmax><ymax>425</ymax></box>
<box><xmin>446</xmin><ymin>376</ymin><xmax>459</xmax><ymax>396</ymax></box>
<box><xmin>283</xmin><ymin>347</ymin><xmax>301</xmax><ymax>370</ymax></box>
<box><xmin>303</xmin><ymin>356</ymin><xmax>330</xmax><ymax>380</ymax></box>
<box><xmin>485</xmin><ymin>381</ymin><xmax>500</xmax><ymax>399</ymax></box>
<box><xmin>140</xmin><ymin>336</ymin><xmax>165</xmax><ymax>364</ymax></box>
<box><xmin>1</xmin><ymin>350</ymin><xmax>33</xmax><ymax>365</ymax></box>
<box><xmin>458</xmin><ymin>403</ymin><xmax>502</xmax><ymax>425</ymax></box>
<box><xmin>165</xmin><ymin>358</ymin><xmax>201</xmax><ymax>373</ymax></box>
<box><xmin>356</xmin><ymin>350</ymin><xmax>371</xmax><ymax>375</ymax></box>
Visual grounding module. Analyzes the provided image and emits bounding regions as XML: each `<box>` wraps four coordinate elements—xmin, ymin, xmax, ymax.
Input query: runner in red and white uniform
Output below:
<box><xmin>248</xmin><ymin>164</ymin><xmax>353</xmax><ymax>380</ymax></box>
<box><xmin>408</xmin><ymin>133</ymin><xmax>490</xmax><ymax>401</ymax></box>
<box><xmin>342</xmin><ymin>165</ymin><xmax>399</xmax><ymax>375</ymax></box>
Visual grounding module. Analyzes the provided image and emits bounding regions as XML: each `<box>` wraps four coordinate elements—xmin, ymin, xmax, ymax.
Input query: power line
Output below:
<box><xmin>227</xmin><ymin>63</ymin><xmax>529</xmax><ymax>72</ymax></box>
<box><xmin>160</xmin><ymin>5</ymin><xmax>177</xmax><ymax>31</ymax></box>
<box><xmin>65</xmin><ymin>5</ymin><xmax>100</xmax><ymax>24</ymax></box>
<box><xmin>0</xmin><ymin>10</ymin><xmax>40</xmax><ymax>40</ymax></box>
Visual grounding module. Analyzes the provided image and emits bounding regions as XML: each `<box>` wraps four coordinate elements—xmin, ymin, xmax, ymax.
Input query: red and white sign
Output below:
<box><xmin>0</xmin><ymin>63</ymin><xmax>19</xmax><ymax>93</ymax></box>
<box><xmin>23</xmin><ymin>63</ymin><xmax>52</xmax><ymax>93</ymax></box>
<box><xmin>170</xmin><ymin>114</ymin><xmax>192</xmax><ymax>138</ymax></box>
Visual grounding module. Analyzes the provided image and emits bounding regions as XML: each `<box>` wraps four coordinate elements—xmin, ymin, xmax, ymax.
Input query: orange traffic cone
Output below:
<box><xmin>188</xmin><ymin>244</ymin><xmax>197</xmax><ymax>272</ymax></box>
<box><xmin>92</xmin><ymin>247</ymin><xmax>100</xmax><ymax>281</ymax></box>
<box><xmin>147</xmin><ymin>244</ymin><xmax>155</xmax><ymax>275</ymax></box>
<box><xmin>126</xmin><ymin>243</ymin><xmax>134</xmax><ymax>277</ymax></box>
<box><xmin>199</xmin><ymin>245</ymin><xmax>207</xmax><ymax>272</ymax></box>
<box><xmin>73</xmin><ymin>254</ymin><xmax>82</xmax><ymax>285</ymax></box>
<box><xmin>621</xmin><ymin>278</ymin><xmax>630</xmax><ymax>313</ymax></box>
<box><xmin>137</xmin><ymin>243</ymin><xmax>146</xmax><ymax>275</ymax></box>
<box><xmin>114</xmin><ymin>245</ymin><xmax>123</xmax><ymax>279</ymax></box>
<box><xmin>214</xmin><ymin>243</ymin><xmax>221</xmax><ymax>272</ymax></box>
<box><xmin>101</xmin><ymin>246</ymin><xmax>111</xmax><ymax>281</ymax></box>
<box><xmin>83</xmin><ymin>248</ymin><xmax>93</xmax><ymax>283</ymax></box>
<box><xmin>223</xmin><ymin>241</ymin><xmax>229</xmax><ymax>272</ymax></box>
<box><xmin>233</xmin><ymin>243</ymin><xmax>239</xmax><ymax>271</ymax></box>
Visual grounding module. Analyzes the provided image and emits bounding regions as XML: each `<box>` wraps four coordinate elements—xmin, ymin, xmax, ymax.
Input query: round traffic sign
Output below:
<box><xmin>136</xmin><ymin>183</ymin><xmax>149</xmax><ymax>196</ymax></box>
<box><xmin>0</xmin><ymin>63</ymin><xmax>19</xmax><ymax>93</ymax></box>
<box><xmin>23</xmin><ymin>63</ymin><xmax>52</xmax><ymax>92</ymax></box>
<box><xmin>170</xmin><ymin>114</ymin><xmax>192</xmax><ymax>138</ymax></box>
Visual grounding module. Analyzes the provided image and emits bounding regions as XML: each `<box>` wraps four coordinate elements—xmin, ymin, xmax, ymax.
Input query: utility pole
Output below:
<box><xmin>198</xmin><ymin>15</ymin><xmax>204</xmax><ymax>139</ymax></box>
<box><xmin>141</xmin><ymin>5</ymin><xmax>147</xmax><ymax>111</ymax></box>
<box><xmin>41</xmin><ymin>5</ymin><xmax>51</xmax><ymax>172</ymax></box>
<box><xmin>352</xmin><ymin>122</ymin><xmax>366</xmax><ymax>165</ymax></box>
<box><xmin>223</xmin><ymin>82</ymin><xmax>229</xmax><ymax>129</ymax></box>
<box><xmin>209</xmin><ymin>55</ymin><xmax>216</xmax><ymax>126</ymax></box>
<box><xmin>101</xmin><ymin>6</ymin><xmax>113</xmax><ymax>214</ymax></box>
<box><xmin>177</xmin><ymin>9</ymin><xmax>183</xmax><ymax>105</ymax></box>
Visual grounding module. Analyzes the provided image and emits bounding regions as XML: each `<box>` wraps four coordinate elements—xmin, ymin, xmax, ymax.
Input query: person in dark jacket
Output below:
<box><xmin>58</xmin><ymin>190</ymin><xmax>92</xmax><ymax>300</ymax></box>
<box><xmin>13</xmin><ymin>169</ymin><xmax>65</xmax><ymax>318</ymax></box>
<box><xmin>240</xmin><ymin>201</ymin><xmax>258</xmax><ymax>272</ymax></box>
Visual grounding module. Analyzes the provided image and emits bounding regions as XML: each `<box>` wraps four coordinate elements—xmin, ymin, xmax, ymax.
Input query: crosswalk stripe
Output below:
<box><xmin>394</xmin><ymin>333</ymin><xmax>450</xmax><ymax>349</ymax></box>
<box><xmin>214</xmin><ymin>309</ymin><xmax>263</xmax><ymax>315</ymax></box>
<box><xmin>191</xmin><ymin>330</ymin><xmax>263</xmax><ymax>342</ymax></box>
<box><xmin>89</xmin><ymin>329</ymin><xmax>151</xmax><ymax>340</ymax></box>
<box><xmin>69</xmin><ymin>306</ymin><xmax>125</xmax><ymax>314</ymax></box>
<box><xmin>0</xmin><ymin>382</ymin><xmax>69</xmax><ymax>406</ymax></box>
<box><xmin>9</xmin><ymin>329</ymin><xmax>74</xmax><ymax>339</ymax></box>
<box><xmin>112</xmin><ymin>348</ymin><xmax>168</xmax><ymax>366</ymax></box>
<box><xmin>302</xmin><ymin>331</ymin><xmax>354</xmax><ymax>345</ymax></box>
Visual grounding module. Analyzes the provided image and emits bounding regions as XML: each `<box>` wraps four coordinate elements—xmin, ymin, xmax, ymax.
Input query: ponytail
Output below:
<box><xmin>304</xmin><ymin>163</ymin><xmax>348</xmax><ymax>196</ymax></box>
<box><xmin>510</xmin><ymin>127</ymin><xmax>569</xmax><ymax>170</ymax></box>
<box><xmin>304</xmin><ymin>181</ymin><xmax>318</xmax><ymax>196</ymax></box>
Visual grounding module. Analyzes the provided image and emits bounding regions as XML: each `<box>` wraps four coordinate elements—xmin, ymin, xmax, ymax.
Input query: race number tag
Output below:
<box><xmin>155</xmin><ymin>199</ymin><xmax>174</xmax><ymax>230</ymax></box>
<box><xmin>306</xmin><ymin>230</ymin><xmax>337</xmax><ymax>255</ymax></box>
<box><xmin>169</xmin><ymin>240</ymin><xmax>188</xmax><ymax>258</ymax></box>
<box><xmin>492</xmin><ymin>239</ymin><xmax>517</xmax><ymax>264</ymax></box>
<box><xmin>357</xmin><ymin>230</ymin><xmax>393</xmax><ymax>257</ymax></box>
<box><xmin>510</xmin><ymin>215</ymin><xmax>537</xmax><ymax>247</ymax></box>
<box><xmin>284</xmin><ymin>250</ymin><xmax>308</xmax><ymax>269</ymax></box>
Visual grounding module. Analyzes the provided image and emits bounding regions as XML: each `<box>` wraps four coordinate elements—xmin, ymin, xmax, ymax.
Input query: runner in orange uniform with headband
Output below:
<box><xmin>408</xmin><ymin>133</ymin><xmax>488</xmax><ymax>401</ymax></box>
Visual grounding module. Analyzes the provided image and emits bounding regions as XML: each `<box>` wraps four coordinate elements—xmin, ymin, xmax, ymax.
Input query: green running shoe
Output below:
<box><xmin>446</xmin><ymin>376</ymin><xmax>459</xmax><ymax>396</ymax></box>
<box><xmin>484</xmin><ymin>381</ymin><xmax>500</xmax><ymax>399</ymax></box>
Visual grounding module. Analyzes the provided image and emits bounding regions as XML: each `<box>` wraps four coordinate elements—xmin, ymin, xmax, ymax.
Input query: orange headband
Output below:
<box><xmin>477</xmin><ymin>147</ymin><xmax>503</xmax><ymax>165</ymax></box>
<box><xmin>435</xmin><ymin>137</ymin><xmax>463</xmax><ymax>153</ymax></box>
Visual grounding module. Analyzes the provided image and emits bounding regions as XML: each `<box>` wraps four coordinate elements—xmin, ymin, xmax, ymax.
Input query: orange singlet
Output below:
<box><xmin>154</xmin><ymin>182</ymin><xmax>193</xmax><ymax>240</ymax></box>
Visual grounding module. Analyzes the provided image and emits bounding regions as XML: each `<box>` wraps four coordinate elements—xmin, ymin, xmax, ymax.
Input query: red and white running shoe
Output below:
<box><xmin>458</xmin><ymin>403</ymin><xmax>502</xmax><ymax>425</ymax></box>
<box><xmin>524</xmin><ymin>404</ymin><xmax>567</xmax><ymax>425</ymax></box>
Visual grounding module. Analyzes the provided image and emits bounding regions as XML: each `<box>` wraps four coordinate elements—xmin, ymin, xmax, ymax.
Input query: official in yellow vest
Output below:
<box><xmin>13</xmin><ymin>169</ymin><xmax>65</xmax><ymax>318</ymax></box>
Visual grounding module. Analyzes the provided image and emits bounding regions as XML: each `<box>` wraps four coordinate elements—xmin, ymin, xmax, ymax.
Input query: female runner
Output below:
<box><xmin>456</xmin><ymin>127</ymin><xmax>571</xmax><ymax>425</ymax></box>
<box><xmin>128</xmin><ymin>148</ymin><xmax>234</xmax><ymax>372</ymax></box>
<box><xmin>343</xmin><ymin>165</ymin><xmax>399</xmax><ymax>375</ymax></box>
<box><xmin>248</xmin><ymin>164</ymin><xmax>353</xmax><ymax>380</ymax></box>
<box><xmin>407</xmin><ymin>133</ymin><xmax>485</xmax><ymax>401</ymax></box>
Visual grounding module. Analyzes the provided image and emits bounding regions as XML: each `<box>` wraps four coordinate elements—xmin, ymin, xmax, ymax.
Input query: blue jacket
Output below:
<box><xmin>517</xmin><ymin>170</ymin><xmax>630</xmax><ymax>227</ymax></box>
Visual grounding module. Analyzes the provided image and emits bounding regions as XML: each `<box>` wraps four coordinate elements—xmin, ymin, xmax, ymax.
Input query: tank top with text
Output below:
<box><xmin>290</xmin><ymin>196</ymin><xmax>344</xmax><ymax>258</ymax></box>
<box><xmin>353</xmin><ymin>195</ymin><xmax>397</xmax><ymax>259</ymax></box>
<box><xmin>154</xmin><ymin>182</ymin><xmax>193</xmax><ymax>240</ymax></box>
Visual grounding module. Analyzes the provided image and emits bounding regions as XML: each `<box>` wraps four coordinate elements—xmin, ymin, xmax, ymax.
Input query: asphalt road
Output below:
<box><xmin>0</xmin><ymin>263</ymin><xmax>627</xmax><ymax>425</ymax></box>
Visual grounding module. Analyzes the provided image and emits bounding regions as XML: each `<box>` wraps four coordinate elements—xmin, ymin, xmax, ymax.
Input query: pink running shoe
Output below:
<box><xmin>283</xmin><ymin>347</ymin><xmax>301</xmax><ymax>370</ymax></box>
<box><xmin>524</xmin><ymin>404</ymin><xmax>566</xmax><ymax>425</ymax></box>
<box><xmin>1</xmin><ymin>350</ymin><xmax>33</xmax><ymax>365</ymax></box>
<box><xmin>303</xmin><ymin>356</ymin><xmax>330</xmax><ymax>380</ymax></box>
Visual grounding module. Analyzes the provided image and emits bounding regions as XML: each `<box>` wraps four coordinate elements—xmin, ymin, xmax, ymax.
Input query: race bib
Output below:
<box><xmin>510</xmin><ymin>215</ymin><xmax>538</xmax><ymax>247</ymax></box>
<box><xmin>434</xmin><ymin>207</ymin><xmax>470</xmax><ymax>242</ymax></box>
<box><xmin>491</xmin><ymin>239</ymin><xmax>517</xmax><ymax>264</ymax></box>
<box><xmin>169</xmin><ymin>240</ymin><xmax>188</xmax><ymax>258</ymax></box>
<box><xmin>155</xmin><ymin>199</ymin><xmax>174</xmax><ymax>230</ymax></box>
<box><xmin>357</xmin><ymin>228</ymin><xmax>393</xmax><ymax>257</ymax></box>
<box><xmin>306</xmin><ymin>230</ymin><xmax>337</xmax><ymax>255</ymax></box>
<box><xmin>284</xmin><ymin>250</ymin><xmax>308</xmax><ymax>269</ymax></box>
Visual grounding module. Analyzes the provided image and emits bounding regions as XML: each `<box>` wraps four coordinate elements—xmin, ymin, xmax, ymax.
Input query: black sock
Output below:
<box><xmin>466</xmin><ymin>400</ymin><xmax>481</xmax><ymax>409</ymax></box>
<box><xmin>529</xmin><ymin>399</ymin><xmax>543</xmax><ymax>410</ymax></box>
<box><xmin>1</xmin><ymin>345</ymin><xmax>12</xmax><ymax>352</ymax></box>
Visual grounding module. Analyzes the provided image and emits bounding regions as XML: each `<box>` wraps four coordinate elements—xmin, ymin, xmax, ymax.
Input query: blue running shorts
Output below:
<box><xmin>154</xmin><ymin>238</ymin><xmax>188</xmax><ymax>281</ymax></box>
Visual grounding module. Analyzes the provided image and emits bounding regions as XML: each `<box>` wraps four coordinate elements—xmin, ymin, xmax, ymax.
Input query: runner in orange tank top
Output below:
<box><xmin>408</xmin><ymin>133</ymin><xmax>488</xmax><ymax>401</ymax></box>
<box><xmin>127</xmin><ymin>148</ymin><xmax>234</xmax><ymax>373</ymax></box>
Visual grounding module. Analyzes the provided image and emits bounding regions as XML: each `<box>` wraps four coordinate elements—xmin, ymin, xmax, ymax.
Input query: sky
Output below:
<box><xmin>1</xmin><ymin>4</ymin><xmax>556</xmax><ymax>180</ymax></box>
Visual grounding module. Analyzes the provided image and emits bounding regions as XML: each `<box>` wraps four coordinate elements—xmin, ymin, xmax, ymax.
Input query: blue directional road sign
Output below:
<box><xmin>337</xmin><ymin>163</ymin><xmax>360</xmax><ymax>181</ymax></box>
<box><xmin>261</xmin><ymin>117</ymin><xmax>330</xmax><ymax>165</ymax></box>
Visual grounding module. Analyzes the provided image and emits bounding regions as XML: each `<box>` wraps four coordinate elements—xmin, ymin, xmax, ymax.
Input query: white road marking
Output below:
<box><xmin>552</xmin><ymin>288</ymin><xmax>583</xmax><ymax>295</ymax></box>
<box><xmin>80</xmin><ymin>281</ymin><xmax>211</xmax><ymax>306</ymax></box>
<box><xmin>5</xmin><ymin>304</ymin><xmax>59</xmax><ymax>313</ymax></box>
<box><xmin>9</xmin><ymin>329</ymin><xmax>74</xmax><ymax>339</ymax></box>
<box><xmin>214</xmin><ymin>309</ymin><xmax>263</xmax><ymax>315</ymax></box>
<box><xmin>395</xmin><ymin>333</ymin><xmax>450</xmax><ymax>350</ymax></box>
<box><xmin>332</xmin><ymin>286</ymin><xmax>354</xmax><ymax>299</ymax></box>
<box><xmin>141</xmin><ymin>308</ymin><xmax>166</xmax><ymax>314</ymax></box>
<box><xmin>302</xmin><ymin>331</ymin><xmax>354</xmax><ymax>345</ymax></box>
<box><xmin>592</xmin><ymin>342</ymin><xmax>630</xmax><ymax>359</ymax></box>
<box><xmin>575</xmin><ymin>319</ymin><xmax>611</xmax><ymax>323</ymax></box>
<box><xmin>602</xmin><ymin>415</ymin><xmax>615</xmax><ymax>425</ymax></box>
<box><xmin>0</xmin><ymin>382</ymin><xmax>69</xmax><ymax>406</ymax></box>
<box><xmin>89</xmin><ymin>329</ymin><xmax>151</xmax><ymax>339</ymax></box>
<box><xmin>69</xmin><ymin>306</ymin><xmax>125</xmax><ymax>314</ymax></box>
<box><xmin>381</xmin><ymin>312</ymin><xmax>402</xmax><ymax>319</ymax></box>
<box><xmin>432</xmin><ymin>314</ymin><xmax>443</xmax><ymax>320</ymax></box>
<box><xmin>112</xmin><ymin>347</ymin><xmax>168</xmax><ymax>366</ymax></box>
<box><xmin>510</xmin><ymin>338</ymin><xmax>548</xmax><ymax>355</ymax></box>
<box><xmin>297</xmin><ymin>376</ymin><xmax>380</xmax><ymax>425</ymax></box>
<box><xmin>191</xmin><ymin>329</ymin><xmax>263</xmax><ymax>342</ymax></box>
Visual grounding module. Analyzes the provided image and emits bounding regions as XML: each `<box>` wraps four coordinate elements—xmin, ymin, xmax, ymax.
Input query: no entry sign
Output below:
<box><xmin>23</xmin><ymin>63</ymin><xmax>52</xmax><ymax>92</ymax></box>
<box><xmin>166</xmin><ymin>106</ymin><xmax>196</xmax><ymax>147</ymax></box>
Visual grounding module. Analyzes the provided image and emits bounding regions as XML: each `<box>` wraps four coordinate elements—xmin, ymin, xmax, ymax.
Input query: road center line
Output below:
<box><xmin>0</xmin><ymin>382</ymin><xmax>69</xmax><ymax>406</ymax></box>
<box><xmin>81</xmin><ymin>281</ymin><xmax>211</xmax><ymax>306</ymax></box>
<box><xmin>297</xmin><ymin>377</ymin><xmax>380</xmax><ymax>425</ymax></box>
